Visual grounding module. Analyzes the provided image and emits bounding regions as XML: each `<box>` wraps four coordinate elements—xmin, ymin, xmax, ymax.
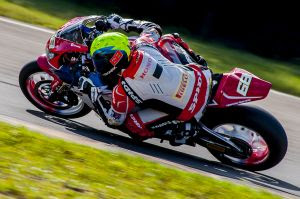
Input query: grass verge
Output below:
<box><xmin>0</xmin><ymin>0</ymin><xmax>299</xmax><ymax>96</ymax></box>
<box><xmin>0</xmin><ymin>121</ymin><xmax>280</xmax><ymax>198</ymax></box>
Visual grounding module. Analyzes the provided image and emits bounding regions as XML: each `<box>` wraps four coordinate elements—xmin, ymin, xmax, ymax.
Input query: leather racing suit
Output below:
<box><xmin>90</xmin><ymin>14</ymin><xmax>212</xmax><ymax>138</ymax></box>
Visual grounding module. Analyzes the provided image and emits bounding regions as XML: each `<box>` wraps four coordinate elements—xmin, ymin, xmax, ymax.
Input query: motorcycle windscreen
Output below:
<box><xmin>210</xmin><ymin>68</ymin><xmax>272</xmax><ymax>107</ymax></box>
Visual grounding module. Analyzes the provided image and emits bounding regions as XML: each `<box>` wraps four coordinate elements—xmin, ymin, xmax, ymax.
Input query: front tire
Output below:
<box><xmin>19</xmin><ymin>61</ymin><xmax>91</xmax><ymax>118</ymax></box>
<box><xmin>201</xmin><ymin>105</ymin><xmax>288</xmax><ymax>171</ymax></box>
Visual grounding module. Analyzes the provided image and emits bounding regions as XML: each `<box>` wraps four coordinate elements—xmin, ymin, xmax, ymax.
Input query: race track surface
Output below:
<box><xmin>0</xmin><ymin>17</ymin><xmax>300</xmax><ymax>198</ymax></box>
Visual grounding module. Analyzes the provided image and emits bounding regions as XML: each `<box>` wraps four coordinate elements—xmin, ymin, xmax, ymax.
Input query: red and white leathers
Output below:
<box><xmin>100</xmin><ymin>14</ymin><xmax>212</xmax><ymax>138</ymax></box>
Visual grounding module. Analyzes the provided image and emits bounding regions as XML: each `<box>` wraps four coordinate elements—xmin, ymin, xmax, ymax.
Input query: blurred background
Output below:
<box><xmin>82</xmin><ymin>0</ymin><xmax>300</xmax><ymax>64</ymax></box>
<box><xmin>3</xmin><ymin>0</ymin><xmax>300</xmax><ymax>63</ymax></box>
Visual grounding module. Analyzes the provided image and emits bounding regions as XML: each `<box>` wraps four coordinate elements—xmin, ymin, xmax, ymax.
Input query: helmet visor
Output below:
<box><xmin>92</xmin><ymin>56</ymin><xmax>112</xmax><ymax>76</ymax></box>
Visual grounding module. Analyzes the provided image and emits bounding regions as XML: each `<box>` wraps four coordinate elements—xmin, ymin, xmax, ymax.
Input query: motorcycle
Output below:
<box><xmin>19</xmin><ymin>16</ymin><xmax>288</xmax><ymax>171</ymax></box>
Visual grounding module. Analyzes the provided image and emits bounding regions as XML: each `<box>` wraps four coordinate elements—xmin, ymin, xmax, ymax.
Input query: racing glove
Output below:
<box><xmin>78</xmin><ymin>75</ymin><xmax>108</xmax><ymax>103</ymax></box>
<box><xmin>95</xmin><ymin>16</ymin><xmax>110</xmax><ymax>32</ymax></box>
<box><xmin>78</xmin><ymin>75</ymin><xmax>126</xmax><ymax>127</ymax></box>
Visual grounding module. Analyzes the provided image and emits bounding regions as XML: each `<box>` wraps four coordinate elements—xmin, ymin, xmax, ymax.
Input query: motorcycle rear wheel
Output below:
<box><xmin>200</xmin><ymin>105</ymin><xmax>288</xmax><ymax>171</ymax></box>
<box><xmin>19</xmin><ymin>61</ymin><xmax>91</xmax><ymax>118</ymax></box>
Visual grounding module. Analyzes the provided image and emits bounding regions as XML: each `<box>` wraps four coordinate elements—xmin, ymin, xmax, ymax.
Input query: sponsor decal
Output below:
<box><xmin>237</xmin><ymin>73</ymin><xmax>252</xmax><ymax>96</ymax></box>
<box><xmin>188</xmin><ymin>71</ymin><xmax>202</xmax><ymax>112</ymax></box>
<box><xmin>130</xmin><ymin>114</ymin><xmax>142</xmax><ymax>129</ymax></box>
<box><xmin>150</xmin><ymin>120</ymin><xmax>182</xmax><ymax>130</ymax></box>
<box><xmin>102</xmin><ymin>66</ymin><xmax>117</xmax><ymax>76</ymax></box>
<box><xmin>121</xmin><ymin>80</ymin><xmax>143</xmax><ymax>104</ymax></box>
<box><xmin>110</xmin><ymin>50</ymin><xmax>123</xmax><ymax>66</ymax></box>
<box><xmin>174</xmin><ymin>73</ymin><xmax>189</xmax><ymax>100</ymax></box>
<box><xmin>70</xmin><ymin>43</ymin><xmax>81</xmax><ymax>48</ymax></box>
<box><xmin>140</xmin><ymin>57</ymin><xmax>152</xmax><ymax>79</ymax></box>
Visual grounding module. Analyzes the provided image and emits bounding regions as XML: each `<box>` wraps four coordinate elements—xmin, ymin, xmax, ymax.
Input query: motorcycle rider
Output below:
<box><xmin>79</xmin><ymin>14</ymin><xmax>212</xmax><ymax>144</ymax></box>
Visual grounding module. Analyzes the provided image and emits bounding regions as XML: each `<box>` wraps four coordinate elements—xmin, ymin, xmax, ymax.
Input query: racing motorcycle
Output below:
<box><xmin>19</xmin><ymin>16</ymin><xmax>288</xmax><ymax>171</ymax></box>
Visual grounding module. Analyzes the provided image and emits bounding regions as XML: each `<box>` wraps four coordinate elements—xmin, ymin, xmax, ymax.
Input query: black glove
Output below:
<box><xmin>95</xmin><ymin>17</ymin><xmax>110</xmax><ymax>32</ymax></box>
<box><xmin>195</xmin><ymin>55</ymin><xmax>208</xmax><ymax>67</ymax></box>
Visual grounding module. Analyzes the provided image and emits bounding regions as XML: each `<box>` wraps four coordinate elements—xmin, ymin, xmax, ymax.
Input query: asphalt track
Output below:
<box><xmin>0</xmin><ymin>17</ymin><xmax>300</xmax><ymax>198</ymax></box>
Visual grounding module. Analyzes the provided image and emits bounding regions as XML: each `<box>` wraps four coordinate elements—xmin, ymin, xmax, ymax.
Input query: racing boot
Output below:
<box><xmin>169</xmin><ymin>123</ymin><xmax>195</xmax><ymax>146</ymax></box>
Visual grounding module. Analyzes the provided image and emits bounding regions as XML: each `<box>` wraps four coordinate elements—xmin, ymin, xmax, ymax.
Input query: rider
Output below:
<box><xmin>79</xmin><ymin>14</ymin><xmax>212</xmax><ymax>144</ymax></box>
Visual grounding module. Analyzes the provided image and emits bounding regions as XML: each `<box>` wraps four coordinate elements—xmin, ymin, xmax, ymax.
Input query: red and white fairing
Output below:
<box><xmin>209</xmin><ymin>68</ymin><xmax>272</xmax><ymax>108</ymax></box>
<box><xmin>46</xmin><ymin>37</ymin><xmax>88</xmax><ymax>69</ymax></box>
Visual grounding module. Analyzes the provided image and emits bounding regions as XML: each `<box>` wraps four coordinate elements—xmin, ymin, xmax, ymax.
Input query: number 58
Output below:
<box><xmin>237</xmin><ymin>73</ymin><xmax>252</xmax><ymax>96</ymax></box>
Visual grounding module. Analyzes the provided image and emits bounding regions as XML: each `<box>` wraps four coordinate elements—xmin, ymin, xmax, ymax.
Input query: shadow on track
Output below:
<box><xmin>27</xmin><ymin>109</ymin><xmax>300</xmax><ymax>197</ymax></box>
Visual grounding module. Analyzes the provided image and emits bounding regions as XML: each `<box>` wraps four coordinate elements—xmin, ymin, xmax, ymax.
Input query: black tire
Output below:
<box><xmin>19</xmin><ymin>61</ymin><xmax>91</xmax><ymax>118</ymax></box>
<box><xmin>200</xmin><ymin>105</ymin><xmax>288</xmax><ymax>171</ymax></box>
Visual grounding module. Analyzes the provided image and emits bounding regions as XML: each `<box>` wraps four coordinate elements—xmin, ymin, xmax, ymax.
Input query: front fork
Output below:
<box><xmin>36</xmin><ymin>54</ymin><xmax>81</xmax><ymax>107</ymax></box>
<box><xmin>37</xmin><ymin>54</ymin><xmax>63</xmax><ymax>92</ymax></box>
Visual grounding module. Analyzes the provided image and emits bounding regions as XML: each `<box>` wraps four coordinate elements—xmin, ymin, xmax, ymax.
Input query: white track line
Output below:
<box><xmin>1</xmin><ymin>16</ymin><xmax>299</xmax><ymax>101</ymax></box>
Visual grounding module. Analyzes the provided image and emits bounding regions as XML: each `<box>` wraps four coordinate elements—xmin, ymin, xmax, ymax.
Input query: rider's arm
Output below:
<box><xmin>106</xmin><ymin>14</ymin><xmax>162</xmax><ymax>36</ymax></box>
<box><xmin>171</xmin><ymin>33</ymin><xmax>208</xmax><ymax>66</ymax></box>
<box><xmin>104</xmin><ymin>14</ymin><xmax>162</xmax><ymax>45</ymax></box>
<box><xmin>78</xmin><ymin>73</ymin><xmax>128</xmax><ymax>127</ymax></box>
<box><xmin>98</xmin><ymin>83</ymin><xmax>135</xmax><ymax>126</ymax></box>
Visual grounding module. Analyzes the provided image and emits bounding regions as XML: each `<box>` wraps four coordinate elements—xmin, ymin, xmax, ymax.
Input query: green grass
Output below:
<box><xmin>0</xmin><ymin>0</ymin><xmax>299</xmax><ymax>96</ymax></box>
<box><xmin>0</xmin><ymin>122</ymin><xmax>280</xmax><ymax>198</ymax></box>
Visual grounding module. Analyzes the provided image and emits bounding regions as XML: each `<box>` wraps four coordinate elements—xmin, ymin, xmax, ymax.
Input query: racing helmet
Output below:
<box><xmin>90</xmin><ymin>32</ymin><xmax>131</xmax><ymax>82</ymax></box>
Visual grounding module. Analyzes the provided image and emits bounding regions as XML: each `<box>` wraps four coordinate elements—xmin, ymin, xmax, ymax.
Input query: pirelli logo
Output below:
<box><xmin>173</xmin><ymin>73</ymin><xmax>189</xmax><ymax>101</ymax></box>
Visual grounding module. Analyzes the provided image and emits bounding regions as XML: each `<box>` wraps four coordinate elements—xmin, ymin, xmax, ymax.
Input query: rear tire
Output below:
<box><xmin>19</xmin><ymin>61</ymin><xmax>91</xmax><ymax>119</ymax></box>
<box><xmin>201</xmin><ymin>105</ymin><xmax>288</xmax><ymax>171</ymax></box>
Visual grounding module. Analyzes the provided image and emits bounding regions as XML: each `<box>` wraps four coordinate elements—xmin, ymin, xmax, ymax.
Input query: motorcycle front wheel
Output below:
<box><xmin>200</xmin><ymin>105</ymin><xmax>288</xmax><ymax>171</ymax></box>
<box><xmin>19</xmin><ymin>61</ymin><xmax>91</xmax><ymax>118</ymax></box>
